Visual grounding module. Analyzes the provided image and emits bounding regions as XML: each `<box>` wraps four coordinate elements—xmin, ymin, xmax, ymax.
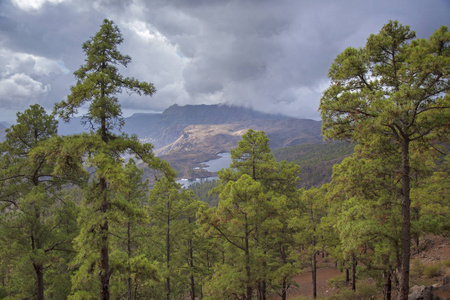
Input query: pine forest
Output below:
<box><xmin>0</xmin><ymin>19</ymin><xmax>449</xmax><ymax>300</ymax></box>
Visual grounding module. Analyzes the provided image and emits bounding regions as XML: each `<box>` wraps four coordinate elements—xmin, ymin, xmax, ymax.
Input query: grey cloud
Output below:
<box><xmin>0</xmin><ymin>73</ymin><xmax>49</xmax><ymax>102</ymax></box>
<box><xmin>0</xmin><ymin>0</ymin><xmax>449</xmax><ymax>120</ymax></box>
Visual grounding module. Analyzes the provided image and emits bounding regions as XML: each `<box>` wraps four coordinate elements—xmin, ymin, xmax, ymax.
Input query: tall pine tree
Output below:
<box><xmin>320</xmin><ymin>21</ymin><xmax>449</xmax><ymax>299</ymax></box>
<box><xmin>54</xmin><ymin>19</ymin><xmax>173</xmax><ymax>300</ymax></box>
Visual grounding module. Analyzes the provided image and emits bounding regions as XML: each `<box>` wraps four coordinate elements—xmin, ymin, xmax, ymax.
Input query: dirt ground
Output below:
<box><xmin>269</xmin><ymin>235</ymin><xmax>450</xmax><ymax>300</ymax></box>
<box><xmin>269</xmin><ymin>254</ymin><xmax>343</xmax><ymax>300</ymax></box>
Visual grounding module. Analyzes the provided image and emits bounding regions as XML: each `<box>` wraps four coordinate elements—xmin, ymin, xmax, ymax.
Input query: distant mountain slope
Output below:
<box><xmin>57</xmin><ymin>104</ymin><xmax>321</xmax><ymax>151</ymax></box>
<box><xmin>14</xmin><ymin>104</ymin><xmax>325</xmax><ymax>179</ymax></box>
<box><xmin>273</xmin><ymin>142</ymin><xmax>355</xmax><ymax>188</ymax></box>
<box><xmin>155</xmin><ymin>124</ymin><xmax>247</xmax><ymax>156</ymax></box>
<box><xmin>121</xmin><ymin>104</ymin><xmax>289</xmax><ymax>148</ymax></box>
<box><xmin>155</xmin><ymin>118</ymin><xmax>322</xmax><ymax>157</ymax></box>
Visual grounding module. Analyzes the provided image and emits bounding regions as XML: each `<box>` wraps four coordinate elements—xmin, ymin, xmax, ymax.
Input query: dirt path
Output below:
<box><xmin>269</xmin><ymin>267</ymin><xmax>343</xmax><ymax>299</ymax></box>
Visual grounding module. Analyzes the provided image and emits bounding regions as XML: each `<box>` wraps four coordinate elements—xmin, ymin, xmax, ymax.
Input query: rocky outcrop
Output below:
<box><xmin>409</xmin><ymin>276</ymin><xmax>450</xmax><ymax>300</ymax></box>
<box><xmin>154</xmin><ymin>124</ymin><xmax>247</xmax><ymax>156</ymax></box>
<box><xmin>55</xmin><ymin>104</ymin><xmax>323</xmax><ymax>154</ymax></box>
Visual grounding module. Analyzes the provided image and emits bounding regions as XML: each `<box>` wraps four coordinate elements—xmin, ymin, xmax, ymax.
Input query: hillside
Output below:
<box><xmin>56</xmin><ymin>104</ymin><xmax>290</xmax><ymax>146</ymax></box>
<box><xmin>189</xmin><ymin>142</ymin><xmax>356</xmax><ymax>203</ymax></box>
<box><xmin>273</xmin><ymin>142</ymin><xmax>355</xmax><ymax>188</ymax></box>
<box><xmin>2</xmin><ymin>104</ymin><xmax>325</xmax><ymax>179</ymax></box>
<box><xmin>54</xmin><ymin>104</ymin><xmax>324</xmax><ymax>177</ymax></box>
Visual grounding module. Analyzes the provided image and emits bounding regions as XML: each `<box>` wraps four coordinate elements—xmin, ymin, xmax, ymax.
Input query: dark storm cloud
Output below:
<box><xmin>0</xmin><ymin>0</ymin><xmax>449</xmax><ymax>122</ymax></box>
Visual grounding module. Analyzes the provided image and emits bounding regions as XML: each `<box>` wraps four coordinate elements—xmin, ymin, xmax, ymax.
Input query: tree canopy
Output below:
<box><xmin>320</xmin><ymin>20</ymin><xmax>449</xmax><ymax>300</ymax></box>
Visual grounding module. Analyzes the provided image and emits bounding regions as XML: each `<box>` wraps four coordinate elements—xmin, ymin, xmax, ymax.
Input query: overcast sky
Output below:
<box><xmin>0</xmin><ymin>0</ymin><xmax>449</xmax><ymax>123</ymax></box>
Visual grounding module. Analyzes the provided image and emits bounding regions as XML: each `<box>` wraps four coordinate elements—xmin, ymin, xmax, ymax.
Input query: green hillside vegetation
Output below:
<box><xmin>189</xmin><ymin>142</ymin><xmax>354</xmax><ymax>203</ymax></box>
<box><xmin>0</xmin><ymin>20</ymin><xmax>448</xmax><ymax>300</ymax></box>
<box><xmin>188</xmin><ymin>180</ymin><xmax>220</xmax><ymax>207</ymax></box>
<box><xmin>273</xmin><ymin>142</ymin><xmax>355</xmax><ymax>188</ymax></box>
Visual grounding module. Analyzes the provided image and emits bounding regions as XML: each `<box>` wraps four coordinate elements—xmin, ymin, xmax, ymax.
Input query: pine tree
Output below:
<box><xmin>320</xmin><ymin>21</ymin><xmax>449</xmax><ymax>299</ymax></box>
<box><xmin>0</xmin><ymin>105</ymin><xmax>80</xmax><ymax>299</ymax></box>
<box><xmin>54</xmin><ymin>19</ymin><xmax>173</xmax><ymax>300</ymax></box>
<box><xmin>200</xmin><ymin>130</ymin><xmax>300</xmax><ymax>299</ymax></box>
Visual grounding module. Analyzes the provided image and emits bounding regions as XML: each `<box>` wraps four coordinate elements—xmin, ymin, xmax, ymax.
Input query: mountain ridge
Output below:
<box><xmin>2</xmin><ymin>104</ymin><xmax>324</xmax><ymax>178</ymax></box>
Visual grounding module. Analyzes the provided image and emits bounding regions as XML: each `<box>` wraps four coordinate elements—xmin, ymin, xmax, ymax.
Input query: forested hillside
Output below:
<box><xmin>273</xmin><ymin>142</ymin><xmax>355</xmax><ymax>188</ymax></box>
<box><xmin>188</xmin><ymin>142</ymin><xmax>355</xmax><ymax>203</ymax></box>
<box><xmin>0</xmin><ymin>19</ymin><xmax>448</xmax><ymax>300</ymax></box>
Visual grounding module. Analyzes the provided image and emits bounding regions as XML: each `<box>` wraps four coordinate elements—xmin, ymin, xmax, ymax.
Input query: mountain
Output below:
<box><xmin>56</xmin><ymin>104</ymin><xmax>322</xmax><ymax>150</ymax></box>
<box><xmin>122</xmin><ymin>104</ymin><xmax>290</xmax><ymax>148</ymax></box>
<box><xmin>145</xmin><ymin>105</ymin><xmax>323</xmax><ymax>177</ymax></box>
<box><xmin>2</xmin><ymin>104</ymin><xmax>323</xmax><ymax>178</ymax></box>
<box><xmin>155</xmin><ymin>118</ymin><xmax>322</xmax><ymax>155</ymax></box>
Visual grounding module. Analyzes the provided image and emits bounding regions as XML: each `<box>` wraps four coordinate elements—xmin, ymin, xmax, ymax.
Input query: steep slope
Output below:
<box><xmin>51</xmin><ymin>104</ymin><xmax>325</xmax><ymax>178</ymax></box>
<box><xmin>273</xmin><ymin>142</ymin><xmax>355</xmax><ymax>188</ymax></box>
<box><xmin>155</xmin><ymin>124</ymin><xmax>247</xmax><ymax>156</ymax></box>
<box><xmin>157</xmin><ymin>118</ymin><xmax>323</xmax><ymax>156</ymax></box>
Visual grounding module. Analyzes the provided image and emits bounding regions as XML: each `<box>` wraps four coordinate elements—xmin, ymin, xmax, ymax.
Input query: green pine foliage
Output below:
<box><xmin>273</xmin><ymin>142</ymin><xmax>355</xmax><ymax>188</ymax></box>
<box><xmin>0</xmin><ymin>105</ymin><xmax>81</xmax><ymax>300</ymax></box>
<box><xmin>188</xmin><ymin>180</ymin><xmax>220</xmax><ymax>206</ymax></box>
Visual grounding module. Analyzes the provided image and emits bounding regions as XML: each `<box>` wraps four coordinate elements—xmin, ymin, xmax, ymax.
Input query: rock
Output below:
<box><xmin>432</xmin><ymin>275</ymin><xmax>450</xmax><ymax>299</ymax></box>
<box><xmin>411</xmin><ymin>276</ymin><xmax>450</xmax><ymax>299</ymax></box>
<box><xmin>409</xmin><ymin>285</ymin><xmax>432</xmax><ymax>300</ymax></box>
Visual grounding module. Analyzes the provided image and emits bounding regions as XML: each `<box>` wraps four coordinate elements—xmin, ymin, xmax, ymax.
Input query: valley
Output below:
<box><xmin>55</xmin><ymin>104</ymin><xmax>326</xmax><ymax>180</ymax></box>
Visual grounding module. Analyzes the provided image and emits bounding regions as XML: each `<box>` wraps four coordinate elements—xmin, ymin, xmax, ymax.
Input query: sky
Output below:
<box><xmin>0</xmin><ymin>0</ymin><xmax>449</xmax><ymax>123</ymax></box>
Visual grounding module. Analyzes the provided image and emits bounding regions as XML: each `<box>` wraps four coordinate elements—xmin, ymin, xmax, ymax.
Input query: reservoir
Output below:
<box><xmin>202</xmin><ymin>152</ymin><xmax>232</xmax><ymax>172</ymax></box>
<box><xmin>177</xmin><ymin>152</ymin><xmax>232</xmax><ymax>188</ymax></box>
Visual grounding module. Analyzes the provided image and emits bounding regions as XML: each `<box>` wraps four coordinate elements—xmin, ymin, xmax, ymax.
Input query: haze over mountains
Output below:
<box><xmin>57</xmin><ymin>104</ymin><xmax>323</xmax><ymax>155</ymax></box>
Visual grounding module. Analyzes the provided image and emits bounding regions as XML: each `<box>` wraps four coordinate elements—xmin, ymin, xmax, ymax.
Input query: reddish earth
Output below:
<box><xmin>269</xmin><ymin>254</ymin><xmax>343</xmax><ymax>300</ymax></box>
<box><xmin>269</xmin><ymin>235</ymin><xmax>450</xmax><ymax>300</ymax></box>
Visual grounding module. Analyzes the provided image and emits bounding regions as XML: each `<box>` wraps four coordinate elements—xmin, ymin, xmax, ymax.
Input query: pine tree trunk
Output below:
<box><xmin>245</xmin><ymin>215</ymin><xmax>252</xmax><ymax>300</ymax></box>
<box><xmin>34</xmin><ymin>262</ymin><xmax>44</xmax><ymax>300</ymax></box>
<box><xmin>257</xmin><ymin>249</ymin><xmax>267</xmax><ymax>300</ymax></box>
<box><xmin>280</xmin><ymin>245</ymin><xmax>288</xmax><ymax>300</ymax></box>
<box><xmin>99</xmin><ymin>93</ymin><xmax>110</xmax><ymax>300</ymax></box>
<box><xmin>31</xmin><ymin>211</ymin><xmax>45</xmax><ymax>300</ymax></box>
<box><xmin>384</xmin><ymin>270</ymin><xmax>392</xmax><ymax>300</ymax></box>
<box><xmin>189</xmin><ymin>237</ymin><xmax>195</xmax><ymax>300</ymax></box>
<box><xmin>166</xmin><ymin>206</ymin><xmax>171</xmax><ymax>300</ymax></box>
<box><xmin>345</xmin><ymin>267</ymin><xmax>350</xmax><ymax>286</ymax></box>
<box><xmin>398</xmin><ymin>139</ymin><xmax>411</xmax><ymax>300</ymax></box>
<box><xmin>351</xmin><ymin>254</ymin><xmax>356</xmax><ymax>291</ymax></box>
<box><xmin>127</xmin><ymin>222</ymin><xmax>132</xmax><ymax>300</ymax></box>
<box><xmin>100</xmin><ymin>177</ymin><xmax>110</xmax><ymax>300</ymax></box>
<box><xmin>281</xmin><ymin>277</ymin><xmax>287</xmax><ymax>300</ymax></box>
<box><xmin>312</xmin><ymin>251</ymin><xmax>317</xmax><ymax>299</ymax></box>
<box><xmin>257</xmin><ymin>281</ymin><xmax>266</xmax><ymax>300</ymax></box>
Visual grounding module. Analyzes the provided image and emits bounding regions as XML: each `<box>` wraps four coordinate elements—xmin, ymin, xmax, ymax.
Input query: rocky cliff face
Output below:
<box><xmin>154</xmin><ymin>124</ymin><xmax>248</xmax><ymax>156</ymax></box>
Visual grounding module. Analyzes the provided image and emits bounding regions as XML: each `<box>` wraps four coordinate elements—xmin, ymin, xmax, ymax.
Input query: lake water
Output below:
<box><xmin>177</xmin><ymin>152</ymin><xmax>232</xmax><ymax>188</ymax></box>
<box><xmin>202</xmin><ymin>152</ymin><xmax>232</xmax><ymax>172</ymax></box>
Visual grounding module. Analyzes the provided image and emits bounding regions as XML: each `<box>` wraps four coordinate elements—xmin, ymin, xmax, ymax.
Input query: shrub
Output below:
<box><xmin>410</xmin><ymin>259</ymin><xmax>425</xmax><ymax>277</ymax></box>
<box><xmin>326</xmin><ymin>283</ymin><xmax>378</xmax><ymax>300</ymax></box>
<box><xmin>327</xmin><ymin>288</ymin><xmax>355</xmax><ymax>300</ymax></box>
<box><xmin>355</xmin><ymin>283</ymin><xmax>378</xmax><ymax>299</ymax></box>
<box><xmin>424</xmin><ymin>263</ymin><xmax>442</xmax><ymax>278</ymax></box>
<box><xmin>443</xmin><ymin>260</ymin><xmax>450</xmax><ymax>267</ymax></box>
<box><xmin>328</xmin><ymin>274</ymin><xmax>347</xmax><ymax>288</ymax></box>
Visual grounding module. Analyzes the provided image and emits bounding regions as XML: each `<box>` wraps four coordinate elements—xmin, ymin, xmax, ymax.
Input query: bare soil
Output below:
<box><xmin>269</xmin><ymin>235</ymin><xmax>450</xmax><ymax>300</ymax></box>
<box><xmin>269</xmin><ymin>254</ymin><xmax>343</xmax><ymax>300</ymax></box>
